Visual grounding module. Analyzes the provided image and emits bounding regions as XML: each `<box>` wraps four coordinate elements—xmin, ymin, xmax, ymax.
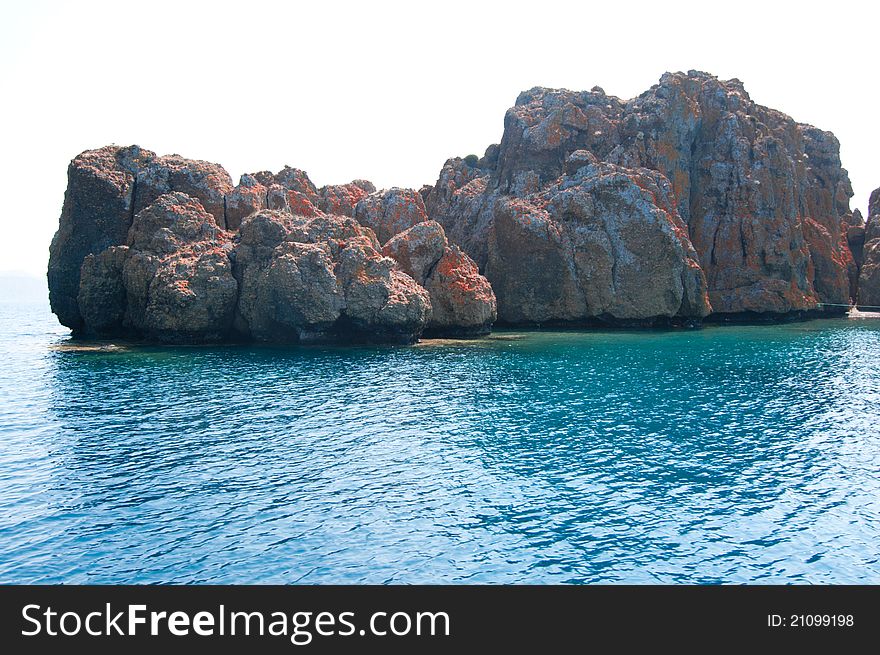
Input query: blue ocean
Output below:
<box><xmin>1</xmin><ymin>298</ymin><xmax>878</xmax><ymax>583</ymax></box>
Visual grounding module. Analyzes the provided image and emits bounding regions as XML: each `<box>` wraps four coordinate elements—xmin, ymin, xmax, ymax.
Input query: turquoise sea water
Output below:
<box><xmin>0</xmin><ymin>299</ymin><xmax>878</xmax><ymax>584</ymax></box>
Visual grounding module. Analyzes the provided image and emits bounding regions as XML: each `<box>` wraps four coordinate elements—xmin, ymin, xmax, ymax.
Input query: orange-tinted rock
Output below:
<box><xmin>382</xmin><ymin>221</ymin><xmax>448</xmax><ymax>284</ymax></box>
<box><xmin>226</xmin><ymin>174</ymin><xmax>267</xmax><ymax>230</ymax></box>
<box><xmin>382</xmin><ymin>221</ymin><xmax>497</xmax><ymax>335</ymax></box>
<box><xmin>134</xmin><ymin>154</ymin><xmax>233</xmax><ymax>228</ymax></box>
<box><xmin>424</xmin><ymin>156</ymin><xmax>497</xmax><ymax>268</ymax></box>
<box><xmin>51</xmin><ymin>150</ymin><xmax>450</xmax><ymax>343</ymax></box>
<box><xmin>273</xmin><ymin>166</ymin><xmax>319</xmax><ymax>201</ymax></box>
<box><xmin>424</xmin><ymin>244</ymin><xmax>496</xmax><ymax>336</ymax></box>
<box><xmin>317</xmin><ymin>180</ymin><xmax>375</xmax><ymax>217</ymax></box>
<box><xmin>48</xmin><ymin>145</ymin><xmax>155</xmax><ymax>330</ymax></box>
<box><xmin>265</xmin><ymin>183</ymin><xmax>321</xmax><ymax>217</ymax></box>
<box><xmin>354</xmin><ymin>188</ymin><xmax>430</xmax><ymax>244</ymax></box>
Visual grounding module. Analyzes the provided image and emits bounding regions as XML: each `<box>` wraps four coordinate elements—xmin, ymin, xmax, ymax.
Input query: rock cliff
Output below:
<box><xmin>426</xmin><ymin>71</ymin><xmax>858</xmax><ymax>324</ymax></box>
<box><xmin>857</xmin><ymin>188</ymin><xmax>880</xmax><ymax>308</ymax></box>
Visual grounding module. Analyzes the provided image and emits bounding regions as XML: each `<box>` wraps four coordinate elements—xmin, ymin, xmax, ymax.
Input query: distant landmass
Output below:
<box><xmin>0</xmin><ymin>272</ymin><xmax>48</xmax><ymax>303</ymax></box>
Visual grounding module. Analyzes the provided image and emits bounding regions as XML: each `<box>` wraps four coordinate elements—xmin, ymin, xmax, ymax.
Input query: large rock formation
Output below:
<box><xmin>49</xmin><ymin>73</ymin><xmax>862</xmax><ymax>340</ymax></box>
<box><xmin>48</xmin><ymin>146</ymin><xmax>235</xmax><ymax>331</ymax></box>
<box><xmin>48</xmin><ymin>145</ymin><xmax>152</xmax><ymax>330</ymax></box>
<box><xmin>485</xmin><ymin>161</ymin><xmax>710</xmax><ymax>324</ymax></box>
<box><xmin>49</xmin><ymin>146</ymin><xmax>495</xmax><ymax>344</ymax></box>
<box><xmin>426</xmin><ymin>71</ymin><xmax>858</xmax><ymax>323</ymax></box>
<box><xmin>857</xmin><ymin>189</ymin><xmax>880</xmax><ymax>308</ymax></box>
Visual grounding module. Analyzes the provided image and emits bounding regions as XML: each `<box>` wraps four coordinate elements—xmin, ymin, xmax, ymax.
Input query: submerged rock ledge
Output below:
<box><xmin>49</xmin><ymin>71</ymin><xmax>863</xmax><ymax>344</ymax></box>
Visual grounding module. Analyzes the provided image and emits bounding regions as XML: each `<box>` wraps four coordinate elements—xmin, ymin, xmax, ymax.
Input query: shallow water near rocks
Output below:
<box><xmin>1</xmin><ymin>300</ymin><xmax>878</xmax><ymax>583</ymax></box>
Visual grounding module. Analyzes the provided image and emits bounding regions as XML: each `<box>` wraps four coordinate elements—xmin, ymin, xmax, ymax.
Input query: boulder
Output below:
<box><xmin>233</xmin><ymin>210</ymin><xmax>430</xmax><ymax>343</ymax></box>
<box><xmin>382</xmin><ymin>221</ymin><xmax>497</xmax><ymax>335</ymax></box>
<box><xmin>76</xmin><ymin>192</ymin><xmax>238</xmax><ymax>342</ymax></box>
<box><xmin>133</xmin><ymin>154</ymin><xmax>233</xmax><ymax>228</ymax></box>
<box><xmin>382</xmin><ymin>220</ymin><xmax>448</xmax><ymax>284</ymax></box>
<box><xmin>225</xmin><ymin>174</ymin><xmax>268</xmax><ymax>230</ymax></box>
<box><xmin>485</xmin><ymin>162</ymin><xmax>710</xmax><ymax>325</ymax></box>
<box><xmin>354</xmin><ymin>188</ymin><xmax>430</xmax><ymax>243</ymax></box>
<box><xmin>317</xmin><ymin>180</ymin><xmax>376</xmax><ymax>217</ymax></box>
<box><xmin>424</xmin><ymin>244</ymin><xmax>496</xmax><ymax>336</ymax></box>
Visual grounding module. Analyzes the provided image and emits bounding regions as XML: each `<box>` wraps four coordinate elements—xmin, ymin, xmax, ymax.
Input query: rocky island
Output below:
<box><xmin>48</xmin><ymin>71</ymin><xmax>870</xmax><ymax>344</ymax></box>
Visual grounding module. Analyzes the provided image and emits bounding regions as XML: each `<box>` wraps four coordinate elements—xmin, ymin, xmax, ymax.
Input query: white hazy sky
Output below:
<box><xmin>1</xmin><ymin>0</ymin><xmax>877</xmax><ymax>277</ymax></box>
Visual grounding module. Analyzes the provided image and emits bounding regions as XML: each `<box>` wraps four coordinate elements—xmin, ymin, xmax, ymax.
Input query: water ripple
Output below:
<box><xmin>0</xmin><ymin>302</ymin><xmax>878</xmax><ymax>583</ymax></box>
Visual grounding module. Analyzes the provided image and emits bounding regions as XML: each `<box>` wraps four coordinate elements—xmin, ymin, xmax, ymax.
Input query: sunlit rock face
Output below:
<box><xmin>354</xmin><ymin>188</ymin><xmax>431</xmax><ymax>244</ymax></box>
<box><xmin>485</xmin><ymin>161</ymin><xmax>710</xmax><ymax>325</ymax></box>
<box><xmin>426</xmin><ymin>71</ymin><xmax>858</xmax><ymax>323</ymax></box>
<box><xmin>232</xmin><ymin>210</ymin><xmax>431</xmax><ymax>344</ymax></box>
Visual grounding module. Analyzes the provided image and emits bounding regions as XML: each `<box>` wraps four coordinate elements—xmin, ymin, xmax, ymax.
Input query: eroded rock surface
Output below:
<box><xmin>51</xmin><ymin>71</ymin><xmax>863</xmax><ymax>342</ymax></box>
<box><xmin>354</xmin><ymin>188</ymin><xmax>430</xmax><ymax>244</ymax></box>
<box><xmin>50</xmin><ymin>148</ymin><xmax>485</xmax><ymax>343</ymax></box>
<box><xmin>486</xmin><ymin>162</ymin><xmax>709</xmax><ymax>324</ymax></box>
<box><xmin>133</xmin><ymin>154</ymin><xmax>233</xmax><ymax>228</ymax></box>
<box><xmin>48</xmin><ymin>145</ymin><xmax>154</xmax><ymax>330</ymax></box>
<box><xmin>233</xmin><ymin>210</ymin><xmax>430</xmax><ymax>343</ymax></box>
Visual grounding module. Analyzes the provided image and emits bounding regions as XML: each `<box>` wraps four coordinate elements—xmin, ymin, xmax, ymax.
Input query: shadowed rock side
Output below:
<box><xmin>425</xmin><ymin>71</ymin><xmax>858</xmax><ymax>323</ymax></box>
<box><xmin>857</xmin><ymin>188</ymin><xmax>880</xmax><ymax>308</ymax></box>
<box><xmin>48</xmin><ymin>146</ymin><xmax>151</xmax><ymax>330</ymax></box>
<box><xmin>49</xmin><ymin>146</ymin><xmax>495</xmax><ymax>344</ymax></box>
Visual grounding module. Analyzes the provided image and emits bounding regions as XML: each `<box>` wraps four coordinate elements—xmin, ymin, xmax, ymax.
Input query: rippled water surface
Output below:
<box><xmin>1</xmin><ymin>300</ymin><xmax>879</xmax><ymax>583</ymax></box>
